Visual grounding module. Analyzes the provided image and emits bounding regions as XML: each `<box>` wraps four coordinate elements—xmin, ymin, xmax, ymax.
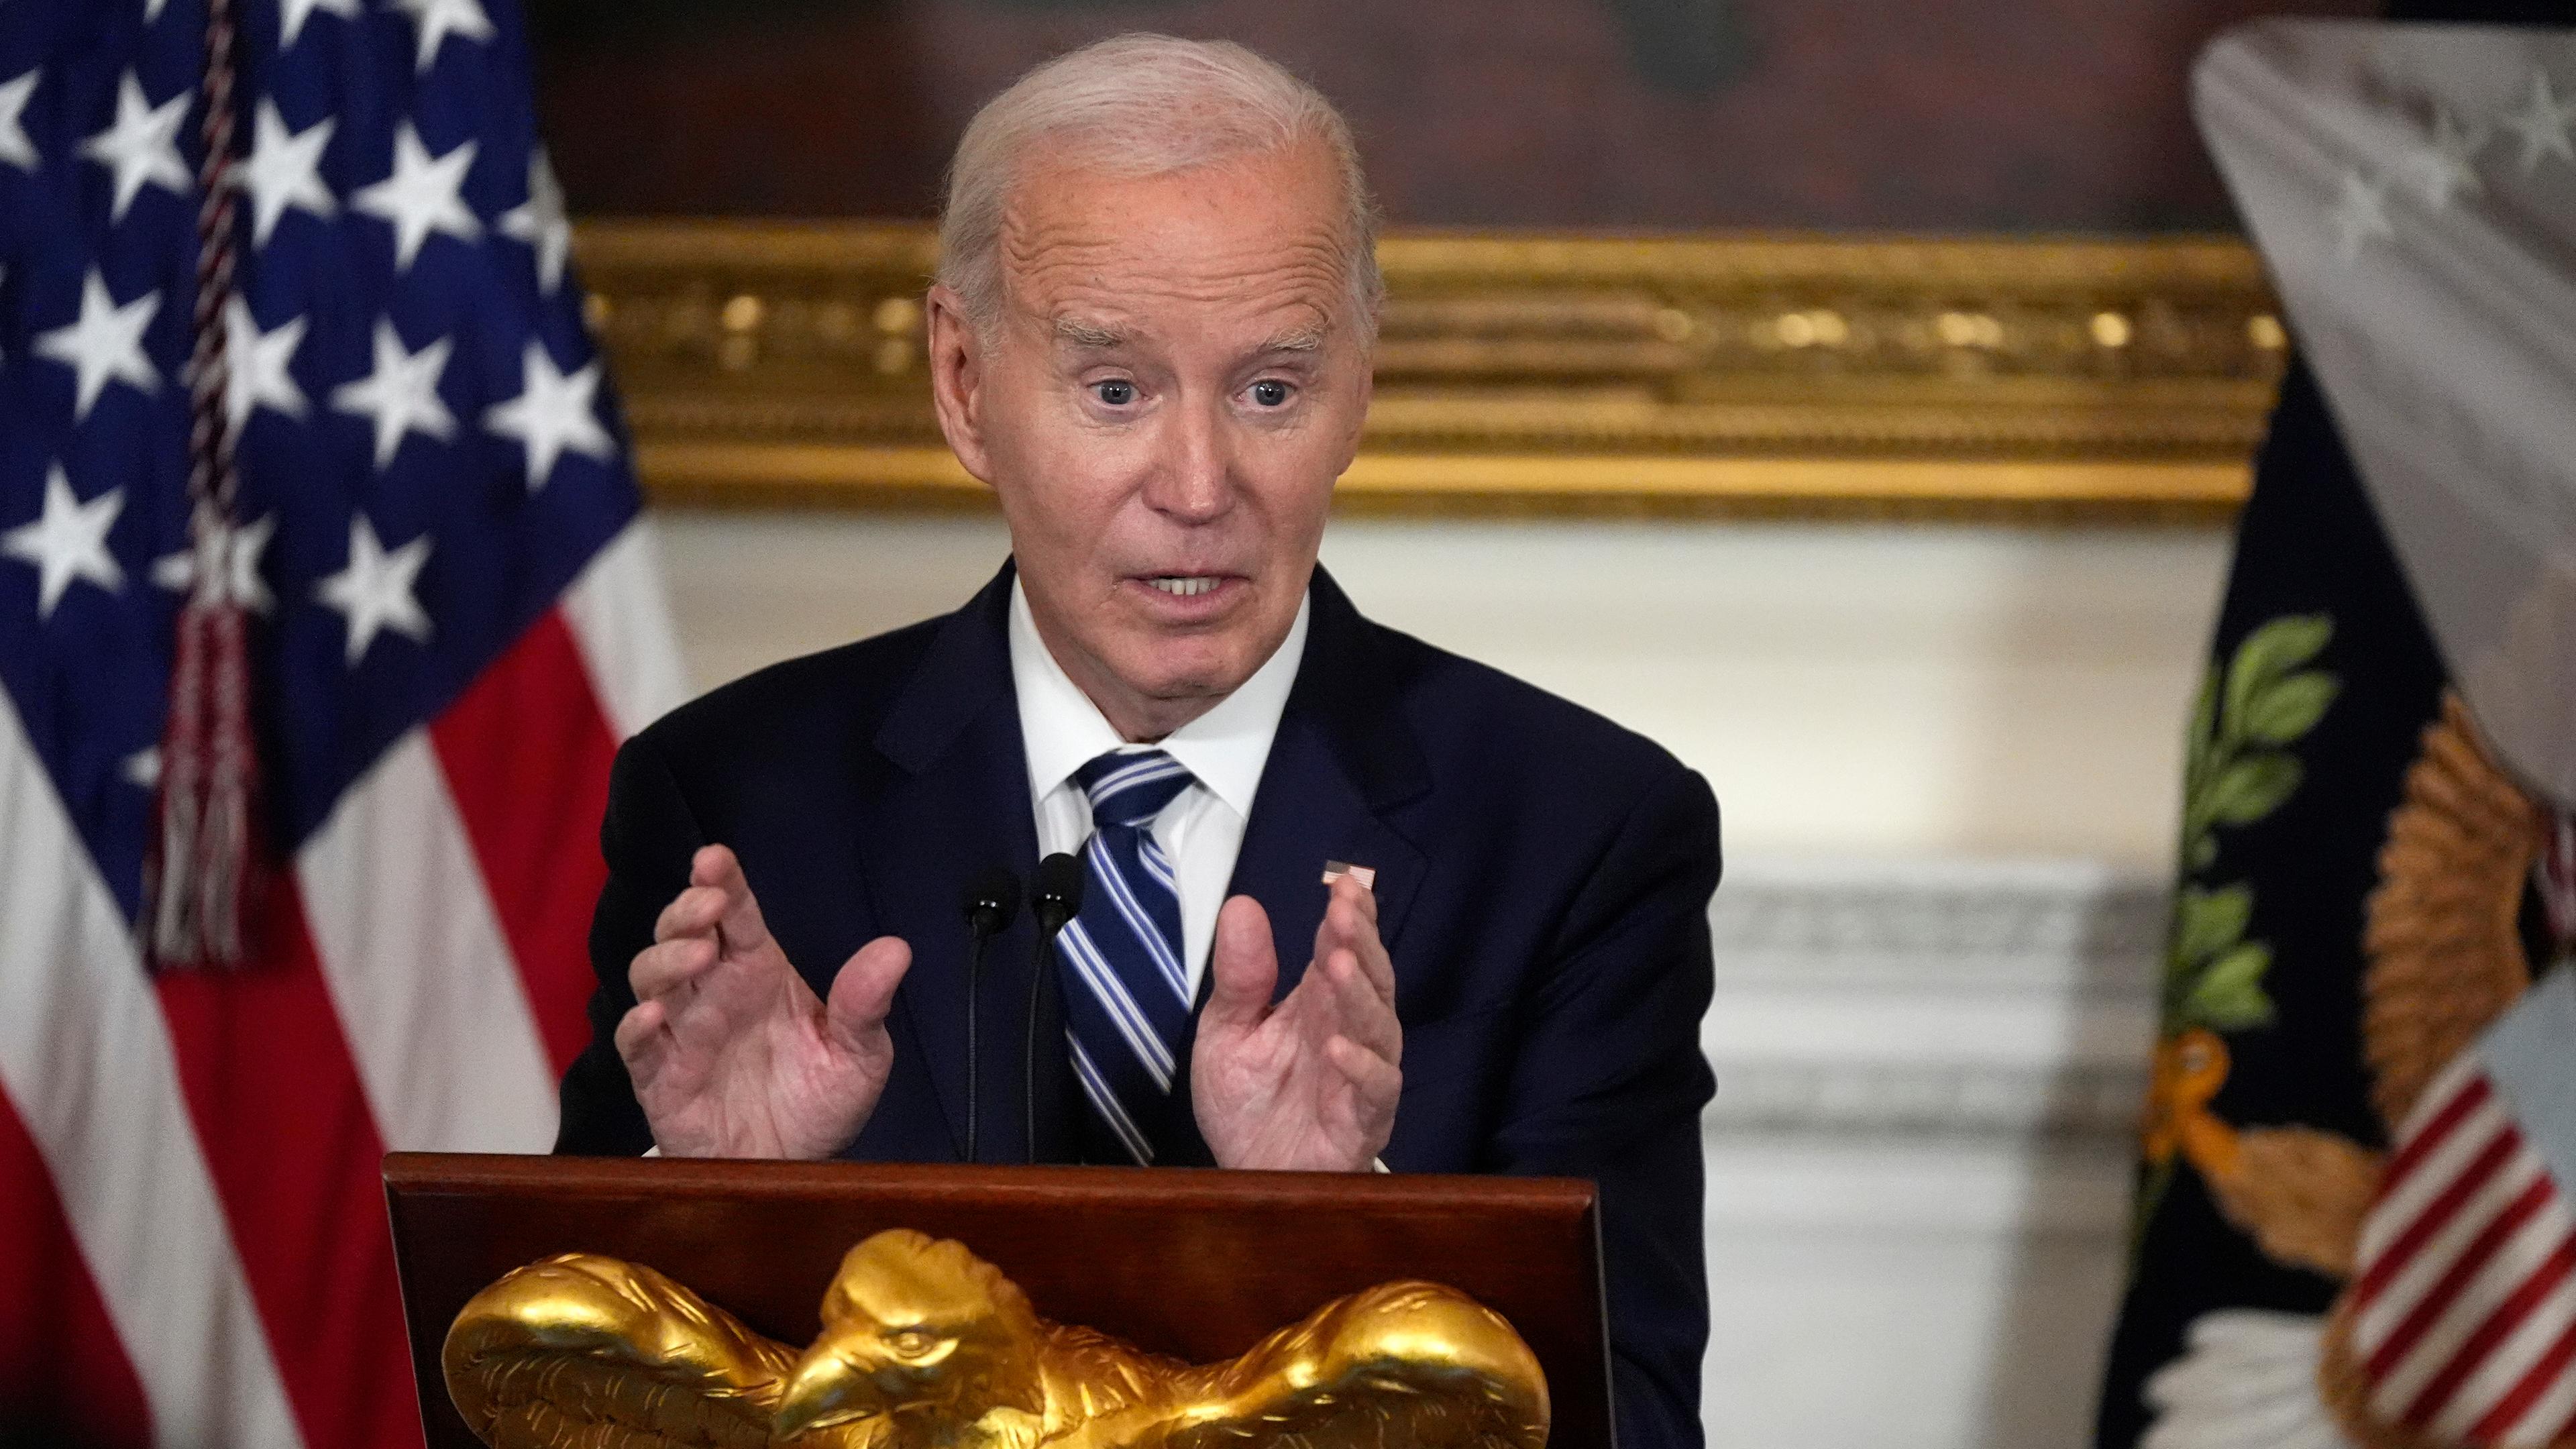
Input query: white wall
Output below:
<box><xmin>651</xmin><ymin>507</ymin><xmax>2236</xmax><ymax>1449</ymax></box>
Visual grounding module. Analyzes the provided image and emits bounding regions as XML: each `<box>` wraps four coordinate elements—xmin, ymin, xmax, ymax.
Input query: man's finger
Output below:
<box><xmin>1322</xmin><ymin>948</ymin><xmax>1401</xmax><ymax>1061</ymax></box>
<box><xmin>652</xmin><ymin>883</ymin><xmax>725</xmax><ymax>945</ymax></box>
<box><xmin>629</xmin><ymin>936</ymin><xmax>717</xmax><ymax>1002</ymax></box>
<box><xmin>688</xmin><ymin>843</ymin><xmax>736</xmax><ymax>891</ymax></box>
<box><xmin>612</xmin><ymin>998</ymin><xmax>670</xmax><ymax>1075</ymax></box>
<box><xmin>1311</xmin><ymin>888</ymin><xmax>1395</xmax><ymax>1009</ymax></box>
<box><xmin>1357</xmin><ymin>935</ymin><xmax>1396</xmax><ymax>1010</ymax></box>
<box><xmin>693</xmin><ymin>844</ymin><xmax>774</xmax><ymax>958</ymax></box>
<box><xmin>1308</xmin><ymin>875</ymin><xmax>1358</xmax><ymax>966</ymax></box>
<box><xmin>1203</xmin><ymin>895</ymin><xmax>1279</xmax><ymax>1036</ymax></box>
<box><xmin>1312</xmin><ymin>879</ymin><xmax>1389</xmax><ymax>988</ymax></box>
<box><xmin>822</xmin><ymin>935</ymin><xmax>912</xmax><ymax>1051</ymax></box>
<box><xmin>1335</xmin><ymin>893</ymin><xmax>1397</xmax><ymax>1008</ymax></box>
<box><xmin>1324</xmin><ymin>1033</ymin><xmax>1401</xmax><ymax>1104</ymax></box>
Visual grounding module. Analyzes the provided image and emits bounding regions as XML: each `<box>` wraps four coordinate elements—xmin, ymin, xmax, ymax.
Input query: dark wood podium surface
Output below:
<box><xmin>384</xmin><ymin>1152</ymin><xmax>1611</xmax><ymax>1449</ymax></box>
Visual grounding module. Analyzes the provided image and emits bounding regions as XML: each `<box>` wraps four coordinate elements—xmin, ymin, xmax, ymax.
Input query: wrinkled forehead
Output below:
<box><xmin>995</xmin><ymin>141</ymin><xmax>1358</xmax><ymax>344</ymax></box>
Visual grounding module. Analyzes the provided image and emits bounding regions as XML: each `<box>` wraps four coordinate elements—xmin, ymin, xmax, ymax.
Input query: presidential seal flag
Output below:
<box><xmin>0</xmin><ymin>0</ymin><xmax>682</xmax><ymax>1443</ymax></box>
<box><xmin>2096</xmin><ymin>15</ymin><xmax>2576</xmax><ymax>1449</ymax></box>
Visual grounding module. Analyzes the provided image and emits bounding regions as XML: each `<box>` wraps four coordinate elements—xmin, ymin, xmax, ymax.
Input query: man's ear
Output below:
<box><xmin>926</xmin><ymin>282</ymin><xmax>997</xmax><ymax>484</ymax></box>
<box><xmin>1332</xmin><ymin>316</ymin><xmax>1376</xmax><ymax>480</ymax></box>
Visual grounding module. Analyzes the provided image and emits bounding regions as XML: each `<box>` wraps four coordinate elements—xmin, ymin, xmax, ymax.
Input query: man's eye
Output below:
<box><xmin>1248</xmin><ymin>380</ymin><xmax>1290</xmax><ymax>408</ymax></box>
<box><xmin>1093</xmin><ymin>380</ymin><xmax>1136</xmax><ymax>407</ymax></box>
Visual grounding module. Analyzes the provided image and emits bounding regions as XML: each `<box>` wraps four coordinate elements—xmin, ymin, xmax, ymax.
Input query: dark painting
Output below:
<box><xmin>526</xmin><ymin>0</ymin><xmax>2373</xmax><ymax>232</ymax></box>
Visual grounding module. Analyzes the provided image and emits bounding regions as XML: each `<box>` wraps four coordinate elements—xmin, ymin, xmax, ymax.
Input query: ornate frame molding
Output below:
<box><xmin>578</xmin><ymin>221</ymin><xmax>2282</xmax><ymax>522</ymax></box>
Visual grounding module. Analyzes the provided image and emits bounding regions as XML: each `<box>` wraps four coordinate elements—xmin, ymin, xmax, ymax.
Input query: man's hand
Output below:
<box><xmin>1193</xmin><ymin>875</ymin><xmax>1401</xmax><ymax>1171</ymax></box>
<box><xmin>614</xmin><ymin>845</ymin><xmax>911</xmax><ymax>1160</ymax></box>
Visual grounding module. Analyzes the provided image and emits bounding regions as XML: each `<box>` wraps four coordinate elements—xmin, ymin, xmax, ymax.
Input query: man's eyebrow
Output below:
<box><xmin>1258</xmin><ymin>325</ymin><xmax>1326</xmax><ymax>354</ymax></box>
<box><xmin>1052</xmin><ymin>317</ymin><xmax>1130</xmax><ymax>349</ymax></box>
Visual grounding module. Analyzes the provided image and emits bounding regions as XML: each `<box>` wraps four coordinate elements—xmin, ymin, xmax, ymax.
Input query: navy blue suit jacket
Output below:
<box><xmin>555</xmin><ymin>562</ymin><xmax>1721</xmax><ymax>1449</ymax></box>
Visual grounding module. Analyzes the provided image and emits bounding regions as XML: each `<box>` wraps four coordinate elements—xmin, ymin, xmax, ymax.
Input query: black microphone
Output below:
<box><xmin>959</xmin><ymin>866</ymin><xmax>1022</xmax><ymax>1164</ymax></box>
<box><xmin>1024</xmin><ymin>852</ymin><xmax>1085</xmax><ymax>1164</ymax></box>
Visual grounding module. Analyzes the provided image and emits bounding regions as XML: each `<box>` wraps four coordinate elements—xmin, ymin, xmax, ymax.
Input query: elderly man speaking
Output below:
<box><xmin>553</xmin><ymin>34</ymin><xmax>1720</xmax><ymax>1449</ymax></box>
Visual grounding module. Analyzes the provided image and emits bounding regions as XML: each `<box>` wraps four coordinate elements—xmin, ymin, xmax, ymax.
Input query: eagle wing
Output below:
<box><xmin>443</xmin><ymin>1252</ymin><xmax>803</xmax><ymax>1449</ymax></box>
<box><xmin>2362</xmin><ymin>692</ymin><xmax>2542</xmax><ymax>1129</ymax></box>
<box><xmin>2204</xmin><ymin>1124</ymin><xmax>2383</xmax><ymax>1279</ymax></box>
<box><xmin>1164</xmin><ymin>1283</ymin><xmax>1548</xmax><ymax>1449</ymax></box>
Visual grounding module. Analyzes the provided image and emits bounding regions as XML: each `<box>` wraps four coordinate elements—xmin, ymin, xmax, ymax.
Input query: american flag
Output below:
<box><xmin>0</xmin><ymin>0</ymin><xmax>682</xmax><ymax>1444</ymax></box>
<box><xmin>2347</xmin><ymin>969</ymin><xmax>2576</xmax><ymax>1448</ymax></box>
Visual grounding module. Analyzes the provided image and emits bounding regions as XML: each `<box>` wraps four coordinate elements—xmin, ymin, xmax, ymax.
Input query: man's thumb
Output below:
<box><xmin>1202</xmin><ymin>896</ymin><xmax>1278</xmax><ymax>1032</ymax></box>
<box><xmin>824</xmin><ymin>936</ymin><xmax>911</xmax><ymax>1049</ymax></box>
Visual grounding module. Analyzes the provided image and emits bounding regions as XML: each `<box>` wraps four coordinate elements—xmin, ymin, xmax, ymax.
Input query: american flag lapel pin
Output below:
<box><xmin>1321</xmin><ymin>860</ymin><xmax>1378</xmax><ymax>889</ymax></box>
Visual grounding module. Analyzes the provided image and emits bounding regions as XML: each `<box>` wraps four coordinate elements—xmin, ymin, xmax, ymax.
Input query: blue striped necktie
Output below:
<box><xmin>1056</xmin><ymin>749</ymin><xmax>1197</xmax><ymax>1163</ymax></box>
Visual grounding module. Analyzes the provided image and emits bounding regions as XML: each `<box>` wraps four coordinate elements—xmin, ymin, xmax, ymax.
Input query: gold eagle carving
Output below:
<box><xmin>442</xmin><ymin>1228</ymin><xmax>1552</xmax><ymax>1449</ymax></box>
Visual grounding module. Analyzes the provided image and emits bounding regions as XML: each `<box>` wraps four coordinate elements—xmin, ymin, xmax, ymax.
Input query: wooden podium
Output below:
<box><xmin>384</xmin><ymin>1152</ymin><xmax>1614</xmax><ymax>1449</ymax></box>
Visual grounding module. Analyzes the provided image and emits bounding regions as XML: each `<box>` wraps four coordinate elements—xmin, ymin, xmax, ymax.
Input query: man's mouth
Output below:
<box><xmin>1142</xmin><ymin>576</ymin><xmax>1223</xmax><ymax>598</ymax></box>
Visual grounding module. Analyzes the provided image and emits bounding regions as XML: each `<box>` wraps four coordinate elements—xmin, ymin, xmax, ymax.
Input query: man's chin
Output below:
<box><xmin>1126</xmin><ymin>664</ymin><xmax>1252</xmax><ymax>708</ymax></box>
<box><xmin>1103</xmin><ymin>640</ymin><xmax>1262</xmax><ymax>707</ymax></box>
<box><xmin>1104</xmin><ymin>605</ymin><xmax>1261</xmax><ymax>676</ymax></box>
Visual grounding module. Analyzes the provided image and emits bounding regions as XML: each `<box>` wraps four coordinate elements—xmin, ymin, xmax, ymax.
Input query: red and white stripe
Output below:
<box><xmin>2351</xmin><ymin>1051</ymin><xmax>2576</xmax><ymax>1447</ymax></box>
<box><xmin>0</xmin><ymin>522</ymin><xmax>684</xmax><ymax>1446</ymax></box>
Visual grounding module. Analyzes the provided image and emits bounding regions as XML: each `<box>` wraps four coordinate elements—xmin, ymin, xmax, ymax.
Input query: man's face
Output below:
<box><xmin>926</xmin><ymin>138</ymin><xmax>1373</xmax><ymax>740</ymax></box>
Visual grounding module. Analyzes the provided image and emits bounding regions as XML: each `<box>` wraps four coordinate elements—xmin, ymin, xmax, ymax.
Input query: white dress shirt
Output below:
<box><xmin>1008</xmin><ymin>578</ymin><xmax>1309</xmax><ymax>999</ymax></box>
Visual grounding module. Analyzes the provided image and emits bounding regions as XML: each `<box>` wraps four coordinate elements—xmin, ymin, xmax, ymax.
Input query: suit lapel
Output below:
<box><xmin>1227</xmin><ymin>718</ymin><xmax>1428</xmax><ymax>1005</ymax></box>
<box><xmin>1149</xmin><ymin>573</ymin><xmax>1426</xmax><ymax>1167</ymax></box>
<box><xmin>1222</xmin><ymin>566</ymin><xmax>1432</xmax><ymax>1006</ymax></box>
<box><xmin>855</xmin><ymin>564</ymin><xmax>1075</xmax><ymax>1163</ymax></box>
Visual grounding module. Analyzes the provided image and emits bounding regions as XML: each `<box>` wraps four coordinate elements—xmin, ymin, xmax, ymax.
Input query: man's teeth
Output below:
<box><xmin>1146</xmin><ymin>576</ymin><xmax>1218</xmax><ymax>598</ymax></box>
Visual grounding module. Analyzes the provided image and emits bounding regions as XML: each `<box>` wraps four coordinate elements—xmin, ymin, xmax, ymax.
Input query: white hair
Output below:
<box><xmin>936</xmin><ymin>34</ymin><xmax>1383</xmax><ymax>339</ymax></box>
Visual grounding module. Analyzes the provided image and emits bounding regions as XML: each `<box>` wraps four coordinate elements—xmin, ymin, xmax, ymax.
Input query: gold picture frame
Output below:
<box><xmin>578</xmin><ymin>221</ymin><xmax>2283</xmax><ymax>523</ymax></box>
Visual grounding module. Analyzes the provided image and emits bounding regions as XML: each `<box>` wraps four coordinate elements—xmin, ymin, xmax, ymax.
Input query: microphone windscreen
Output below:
<box><xmin>1032</xmin><ymin>851</ymin><xmax>1085</xmax><ymax>925</ymax></box>
<box><xmin>961</xmin><ymin>865</ymin><xmax>1022</xmax><ymax>929</ymax></box>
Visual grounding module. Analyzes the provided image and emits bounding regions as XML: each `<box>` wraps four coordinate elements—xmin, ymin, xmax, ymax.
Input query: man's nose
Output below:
<box><xmin>1140</xmin><ymin>395</ymin><xmax>1235</xmax><ymax>523</ymax></box>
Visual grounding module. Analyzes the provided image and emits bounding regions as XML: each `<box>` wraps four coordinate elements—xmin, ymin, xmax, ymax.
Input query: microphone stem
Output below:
<box><xmin>963</xmin><ymin>926</ymin><xmax>991</xmax><ymax>1163</ymax></box>
<box><xmin>1023</xmin><ymin>852</ymin><xmax>1083</xmax><ymax>1166</ymax></box>
<box><xmin>1024</xmin><ymin>916</ymin><xmax>1066</xmax><ymax>1165</ymax></box>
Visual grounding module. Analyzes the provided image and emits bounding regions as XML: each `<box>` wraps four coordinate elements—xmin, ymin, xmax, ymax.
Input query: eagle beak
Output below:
<box><xmin>773</xmin><ymin>1340</ymin><xmax>875</xmax><ymax>1444</ymax></box>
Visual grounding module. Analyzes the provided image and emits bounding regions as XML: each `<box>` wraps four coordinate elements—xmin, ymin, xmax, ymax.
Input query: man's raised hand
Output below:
<box><xmin>614</xmin><ymin>845</ymin><xmax>910</xmax><ymax>1160</ymax></box>
<box><xmin>1191</xmin><ymin>875</ymin><xmax>1401</xmax><ymax>1171</ymax></box>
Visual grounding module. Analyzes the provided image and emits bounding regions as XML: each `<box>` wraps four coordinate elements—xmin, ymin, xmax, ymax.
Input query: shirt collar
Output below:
<box><xmin>1009</xmin><ymin>575</ymin><xmax>1309</xmax><ymax>819</ymax></box>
